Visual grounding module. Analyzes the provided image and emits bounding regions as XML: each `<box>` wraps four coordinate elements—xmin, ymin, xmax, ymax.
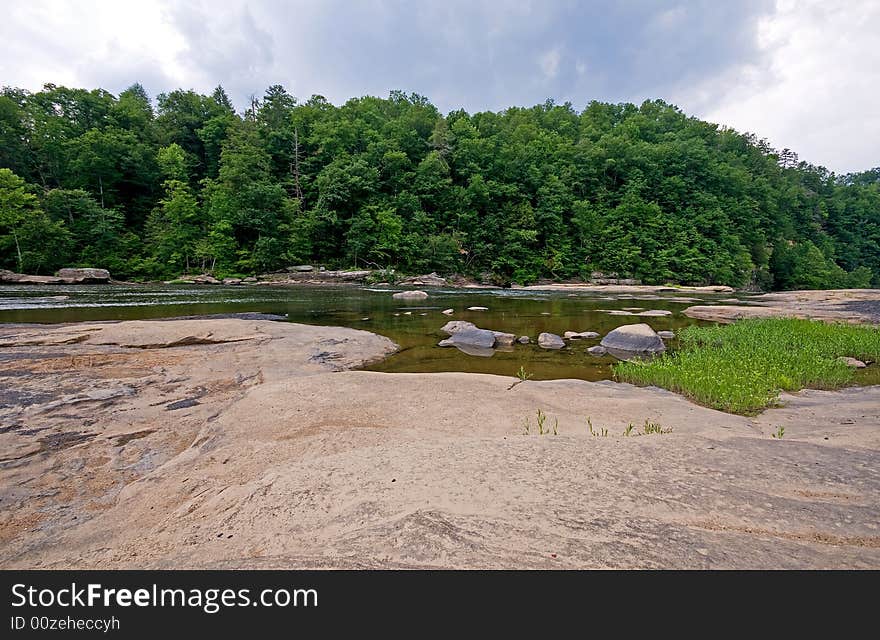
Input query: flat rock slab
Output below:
<box><xmin>2</xmin><ymin>319</ymin><xmax>879</xmax><ymax>570</ymax></box>
<box><xmin>683</xmin><ymin>289</ymin><xmax>880</xmax><ymax>325</ymax></box>
<box><xmin>3</xmin><ymin>362</ymin><xmax>877</xmax><ymax>570</ymax></box>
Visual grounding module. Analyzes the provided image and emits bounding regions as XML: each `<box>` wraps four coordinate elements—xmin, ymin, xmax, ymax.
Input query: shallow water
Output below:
<box><xmin>0</xmin><ymin>283</ymin><xmax>743</xmax><ymax>381</ymax></box>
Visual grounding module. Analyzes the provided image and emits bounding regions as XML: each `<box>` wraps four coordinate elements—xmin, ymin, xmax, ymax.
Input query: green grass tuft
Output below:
<box><xmin>614</xmin><ymin>318</ymin><xmax>880</xmax><ymax>415</ymax></box>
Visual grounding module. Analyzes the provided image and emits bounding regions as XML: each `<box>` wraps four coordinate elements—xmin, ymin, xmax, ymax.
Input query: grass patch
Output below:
<box><xmin>614</xmin><ymin>318</ymin><xmax>880</xmax><ymax>415</ymax></box>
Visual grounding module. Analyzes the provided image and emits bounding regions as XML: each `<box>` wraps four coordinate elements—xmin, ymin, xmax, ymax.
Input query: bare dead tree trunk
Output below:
<box><xmin>12</xmin><ymin>229</ymin><xmax>23</xmax><ymax>273</ymax></box>
<box><xmin>291</xmin><ymin>127</ymin><xmax>304</xmax><ymax>203</ymax></box>
<box><xmin>98</xmin><ymin>175</ymin><xmax>105</xmax><ymax>208</ymax></box>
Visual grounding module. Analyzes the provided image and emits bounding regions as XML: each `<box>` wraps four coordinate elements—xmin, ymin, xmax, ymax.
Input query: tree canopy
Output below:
<box><xmin>1</xmin><ymin>83</ymin><xmax>877</xmax><ymax>289</ymax></box>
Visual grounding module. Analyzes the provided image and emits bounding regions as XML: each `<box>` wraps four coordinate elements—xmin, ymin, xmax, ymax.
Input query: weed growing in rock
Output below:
<box><xmin>522</xmin><ymin>409</ymin><xmax>558</xmax><ymax>435</ymax></box>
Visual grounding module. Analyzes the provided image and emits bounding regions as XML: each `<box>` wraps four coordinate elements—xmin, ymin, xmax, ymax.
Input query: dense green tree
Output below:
<box><xmin>0</xmin><ymin>83</ymin><xmax>876</xmax><ymax>287</ymax></box>
<box><xmin>0</xmin><ymin>169</ymin><xmax>71</xmax><ymax>273</ymax></box>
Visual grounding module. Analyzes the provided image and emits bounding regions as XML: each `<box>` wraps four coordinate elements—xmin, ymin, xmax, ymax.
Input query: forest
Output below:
<box><xmin>0</xmin><ymin>82</ymin><xmax>878</xmax><ymax>289</ymax></box>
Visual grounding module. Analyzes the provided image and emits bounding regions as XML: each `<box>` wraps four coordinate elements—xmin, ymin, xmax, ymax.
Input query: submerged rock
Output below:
<box><xmin>438</xmin><ymin>328</ymin><xmax>497</xmax><ymax>350</ymax></box>
<box><xmin>657</xmin><ymin>331</ymin><xmax>675</xmax><ymax>339</ymax></box>
<box><xmin>441</xmin><ymin>308</ymin><xmax>454</xmax><ymax>315</ymax></box>
<box><xmin>600</xmin><ymin>323</ymin><xmax>666</xmax><ymax>354</ymax></box>
<box><xmin>587</xmin><ymin>345</ymin><xmax>608</xmax><ymax>356</ymax></box>
<box><xmin>538</xmin><ymin>332</ymin><xmax>565</xmax><ymax>349</ymax></box>
<box><xmin>517</xmin><ymin>336</ymin><xmax>530</xmax><ymax>344</ymax></box>
<box><xmin>467</xmin><ymin>306</ymin><xmax>489</xmax><ymax>311</ymax></box>
<box><xmin>392</xmin><ymin>290</ymin><xmax>428</xmax><ymax>300</ymax></box>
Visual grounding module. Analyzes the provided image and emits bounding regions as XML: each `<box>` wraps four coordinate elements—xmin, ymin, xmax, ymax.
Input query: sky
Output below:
<box><xmin>1</xmin><ymin>0</ymin><xmax>877</xmax><ymax>173</ymax></box>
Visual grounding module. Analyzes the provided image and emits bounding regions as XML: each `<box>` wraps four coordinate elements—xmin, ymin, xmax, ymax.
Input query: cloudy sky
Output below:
<box><xmin>1</xmin><ymin>0</ymin><xmax>877</xmax><ymax>173</ymax></box>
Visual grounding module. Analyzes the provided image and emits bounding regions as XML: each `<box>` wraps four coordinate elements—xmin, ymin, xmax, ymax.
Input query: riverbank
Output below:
<box><xmin>1</xmin><ymin>317</ymin><xmax>877</xmax><ymax>569</ymax></box>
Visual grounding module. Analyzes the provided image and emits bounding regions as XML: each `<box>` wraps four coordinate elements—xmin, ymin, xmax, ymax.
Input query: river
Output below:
<box><xmin>0</xmin><ymin>283</ymin><xmax>735</xmax><ymax>381</ymax></box>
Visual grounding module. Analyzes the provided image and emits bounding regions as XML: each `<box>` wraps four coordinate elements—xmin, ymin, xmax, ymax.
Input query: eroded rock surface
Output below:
<box><xmin>1</xmin><ymin>318</ymin><xmax>878</xmax><ymax>569</ymax></box>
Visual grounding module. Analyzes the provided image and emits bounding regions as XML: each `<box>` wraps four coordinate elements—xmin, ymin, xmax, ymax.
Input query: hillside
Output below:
<box><xmin>1</xmin><ymin>84</ymin><xmax>878</xmax><ymax>288</ymax></box>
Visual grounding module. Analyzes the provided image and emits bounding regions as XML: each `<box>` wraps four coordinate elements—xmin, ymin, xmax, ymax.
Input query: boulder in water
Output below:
<box><xmin>600</xmin><ymin>323</ymin><xmax>666</xmax><ymax>354</ymax></box>
<box><xmin>538</xmin><ymin>333</ymin><xmax>565</xmax><ymax>349</ymax></box>
<box><xmin>392</xmin><ymin>290</ymin><xmax>429</xmax><ymax>300</ymax></box>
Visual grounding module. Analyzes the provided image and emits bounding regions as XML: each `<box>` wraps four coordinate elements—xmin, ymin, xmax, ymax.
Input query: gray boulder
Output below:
<box><xmin>440</xmin><ymin>320</ymin><xmax>477</xmax><ymax>334</ymax></box>
<box><xmin>392</xmin><ymin>290</ymin><xmax>429</xmax><ymax>300</ymax></box>
<box><xmin>222</xmin><ymin>278</ymin><xmax>242</xmax><ymax>285</ymax></box>
<box><xmin>838</xmin><ymin>356</ymin><xmax>867</xmax><ymax>368</ymax></box>
<box><xmin>587</xmin><ymin>345</ymin><xmax>608</xmax><ymax>356</ymax></box>
<box><xmin>492</xmin><ymin>331</ymin><xmax>516</xmax><ymax>346</ymax></box>
<box><xmin>288</xmin><ymin>265</ymin><xmax>314</xmax><ymax>272</ymax></box>
<box><xmin>401</xmin><ymin>272</ymin><xmax>447</xmax><ymax>286</ymax></box>
<box><xmin>538</xmin><ymin>332</ymin><xmax>565</xmax><ymax>349</ymax></box>
<box><xmin>517</xmin><ymin>336</ymin><xmax>530</xmax><ymax>344</ymax></box>
<box><xmin>56</xmin><ymin>268</ymin><xmax>111</xmax><ymax>284</ymax></box>
<box><xmin>441</xmin><ymin>308</ymin><xmax>454</xmax><ymax>315</ymax></box>
<box><xmin>191</xmin><ymin>274</ymin><xmax>221</xmax><ymax>285</ymax></box>
<box><xmin>657</xmin><ymin>331</ymin><xmax>675</xmax><ymax>339</ymax></box>
<box><xmin>564</xmin><ymin>331</ymin><xmax>600</xmax><ymax>339</ymax></box>
<box><xmin>438</xmin><ymin>328</ymin><xmax>497</xmax><ymax>350</ymax></box>
<box><xmin>600</xmin><ymin>323</ymin><xmax>666</xmax><ymax>354</ymax></box>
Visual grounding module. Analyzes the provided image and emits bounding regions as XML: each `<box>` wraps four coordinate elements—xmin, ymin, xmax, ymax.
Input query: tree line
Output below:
<box><xmin>1</xmin><ymin>82</ymin><xmax>878</xmax><ymax>289</ymax></box>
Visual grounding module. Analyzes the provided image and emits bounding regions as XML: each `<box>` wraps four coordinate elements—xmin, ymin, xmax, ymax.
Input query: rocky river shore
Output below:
<box><xmin>1</xmin><ymin>317</ymin><xmax>878</xmax><ymax>569</ymax></box>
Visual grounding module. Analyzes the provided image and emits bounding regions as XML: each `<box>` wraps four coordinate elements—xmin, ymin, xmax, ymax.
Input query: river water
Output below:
<box><xmin>0</xmin><ymin>284</ymin><xmax>737</xmax><ymax>381</ymax></box>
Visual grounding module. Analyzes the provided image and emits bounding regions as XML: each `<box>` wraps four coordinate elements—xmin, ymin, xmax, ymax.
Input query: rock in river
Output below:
<box><xmin>392</xmin><ymin>290</ymin><xmax>428</xmax><ymax>300</ymax></box>
<box><xmin>600</xmin><ymin>323</ymin><xmax>666</xmax><ymax>354</ymax></box>
<box><xmin>56</xmin><ymin>268</ymin><xmax>111</xmax><ymax>283</ymax></box>
<box><xmin>538</xmin><ymin>332</ymin><xmax>565</xmax><ymax>349</ymax></box>
<box><xmin>657</xmin><ymin>331</ymin><xmax>675</xmax><ymax>339</ymax></box>
<box><xmin>564</xmin><ymin>331</ymin><xmax>600</xmax><ymax>339</ymax></box>
<box><xmin>440</xmin><ymin>320</ymin><xmax>477</xmax><ymax>334</ymax></box>
<box><xmin>518</xmin><ymin>336</ymin><xmax>530</xmax><ymax>344</ymax></box>
<box><xmin>838</xmin><ymin>357</ymin><xmax>867</xmax><ymax>368</ymax></box>
<box><xmin>438</xmin><ymin>328</ymin><xmax>497</xmax><ymax>350</ymax></box>
<box><xmin>587</xmin><ymin>345</ymin><xmax>608</xmax><ymax>356</ymax></box>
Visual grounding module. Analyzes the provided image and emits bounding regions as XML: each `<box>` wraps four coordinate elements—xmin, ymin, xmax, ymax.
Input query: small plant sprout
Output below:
<box><xmin>641</xmin><ymin>419</ymin><xmax>673</xmax><ymax>435</ymax></box>
<box><xmin>536</xmin><ymin>409</ymin><xmax>548</xmax><ymax>435</ymax></box>
<box><xmin>552</xmin><ymin>417</ymin><xmax>559</xmax><ymax>436</ymax></box>
<box><xmin>771</xmin><ymin>425</ymin><xmax>785</xmax><ymax>439</ymax></box>
<box><xmin>507</xmin><ymin>365</ymin><xmax>534</xmax><ymax>390</ymax></box>
<box><xmin>521</xmin><ymin>416</ymin><xmax>531</xmax><ymax>435</ymax></box>
<box><xmin>623</xmin><ymin>423</ymin><xmax>635</xmax><ymax>437</ymax></box>
<box><xmin>586</xmin><ymin>416</ymin><xmax>608</xmax><ymax>437</ymax></box>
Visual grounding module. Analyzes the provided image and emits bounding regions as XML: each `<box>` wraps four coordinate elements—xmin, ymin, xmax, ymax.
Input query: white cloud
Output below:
<box><xmin>0</xmin><ymin>1</ymin><xmax>188</xmax><ymax>95</ymax></box>
<box><xmin>539</xmin><ymin>47</ymin><xmax>562</xmax><ymax>79</ymax></box>
<box><xmin>676</xmin><ymin>0</ymin><xmax>880</xmax><ymax>173</ymax></box>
